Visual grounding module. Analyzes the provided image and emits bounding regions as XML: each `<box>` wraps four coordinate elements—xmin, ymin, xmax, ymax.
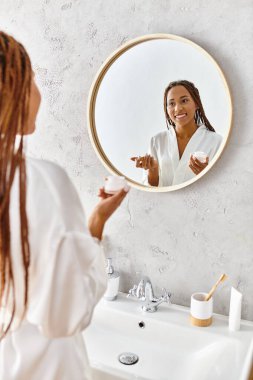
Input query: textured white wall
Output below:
<box><xmin>0</xmin><ymin>0</ymin><xmax>252</xmax><ymax>320</ymax></box>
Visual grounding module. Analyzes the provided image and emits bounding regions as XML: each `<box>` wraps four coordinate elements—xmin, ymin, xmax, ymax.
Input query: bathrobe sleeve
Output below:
<box><xmin>27</xmin><ymin>232</ymin><xmax>107</xmax><ymax>338</ymax></box>
<box><xmin>23</xmin><ymin>159</ymin><xmax>107</xmax><ymax>338</ymax></box>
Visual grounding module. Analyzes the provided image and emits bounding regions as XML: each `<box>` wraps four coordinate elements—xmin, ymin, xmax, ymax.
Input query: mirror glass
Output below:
<box><xmin>88</xmin><ymin>35</ymin><xmax>232</xmax><ymax>191</ymax></box>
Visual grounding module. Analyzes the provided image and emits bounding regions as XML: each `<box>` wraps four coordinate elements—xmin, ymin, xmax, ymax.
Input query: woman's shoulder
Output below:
<box><xmin>198</xmin><ymin>124</ymin><xmax>221</xmax><ymax>138</ymax></box>
<box><xmin>25</xmin><ymin>157</ymin><xmax>79</xmax><ymax>205</ymax></box>
<box><xmin>151</xmin><ymin>130</ymin><xmax>168</xmax><ymax>142</ymax></box>
<box><xmin>152</xmin><ymin>130</ymin><xmax>168</xmax><ymax>139</ymax></box>
<box><xmin>203</xmin><ymin>128</ymin><xmax>223</xmax><ymax>144</ymax></box>
<box><xmin>25</xmin><ymin>156</ymin><xmax>84</xmax><ymax>221</ymax></box>
<box><xmin>26</xmin><ymin>157</ymin><xmax>68</xmax><ymax>180</ymax></box>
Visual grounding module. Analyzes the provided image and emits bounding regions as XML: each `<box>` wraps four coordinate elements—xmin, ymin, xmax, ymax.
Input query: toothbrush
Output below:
<box><xmin>205</xmin><ymin>274</ymin><xmax>228</xmax><ymax>301</ymax></box>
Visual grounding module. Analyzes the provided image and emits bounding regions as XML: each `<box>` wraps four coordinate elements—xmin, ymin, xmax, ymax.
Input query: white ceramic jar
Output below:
<box><xmin>104</xmin><ymin>176</ymin><xmax>128</xmax><ymax>194</ymax></box>
<box><xmin>192</xmin><ymin>151</ymin><xmax>208</xmax><ymax>163</ymax></box>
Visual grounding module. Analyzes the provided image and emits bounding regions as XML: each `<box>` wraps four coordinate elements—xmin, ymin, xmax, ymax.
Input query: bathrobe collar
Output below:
<box><xmin>168</xmin><ymin>124</ymin><xmax>206</xmax><ymax>184</ymax></box>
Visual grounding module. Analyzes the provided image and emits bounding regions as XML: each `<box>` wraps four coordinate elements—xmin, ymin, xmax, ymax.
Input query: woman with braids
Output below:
<box><xmin>131</xmin><ymin>80</ymin><xmax>222</xmax><ymax>186</ymax></box>
<box><xmin>0</xmin><ymin>31</ymin><xmax>128</xmax><ymax>380</ymax></box>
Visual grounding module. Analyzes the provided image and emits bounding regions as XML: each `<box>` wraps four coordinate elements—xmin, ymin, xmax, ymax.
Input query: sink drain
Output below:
<box><xmin>118</xmin><ymin>352</ymin><xmax>139</xmax><ymax>365</ymax></box>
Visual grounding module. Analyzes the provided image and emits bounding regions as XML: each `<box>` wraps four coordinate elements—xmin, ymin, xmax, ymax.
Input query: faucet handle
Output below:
<box><xmin>136</xmin><ymin>279</ymin><xmax>146</xmax><ymax>300</ymax></box>
<box><xmin>127</xmin><ymin>284</ymin><xmax>138</xmax><ymax>298</ymax></box>
<box><xmin>161</xmin><ymin>288</ymin><xmax>172</xmax><ymax>303</ymax></box>
<box><xmin>142</xmin><ymin>288</ymin><xmax>172</xmax><ymax>313</ymax></box>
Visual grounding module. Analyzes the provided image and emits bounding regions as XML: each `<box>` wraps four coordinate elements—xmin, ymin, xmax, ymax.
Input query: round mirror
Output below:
<box><xmin>88</xmin><ymin>34</ymin><xmax>232</xmax><ymax>192</ymax></box>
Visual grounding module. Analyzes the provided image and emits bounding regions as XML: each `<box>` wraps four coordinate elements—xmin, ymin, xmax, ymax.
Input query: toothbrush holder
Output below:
<box><xmin>190</xmin><ymin>292</ymin><xmax>213</xmax><ymax>327</ymax></box>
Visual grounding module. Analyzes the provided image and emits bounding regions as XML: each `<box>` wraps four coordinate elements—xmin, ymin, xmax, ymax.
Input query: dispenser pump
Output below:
<box><xmin>104</xmin><ymin>257</ymin><xmax>120</xmax><ymax>301</ymax></box>
<box><xmin>106</xmin><ymin>258</ymin><xmax>114</xmax><ymax>275</ymax></box>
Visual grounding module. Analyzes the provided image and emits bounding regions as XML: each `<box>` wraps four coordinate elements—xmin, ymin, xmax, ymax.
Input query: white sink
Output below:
<box><xmin>83</xmin><ymin>293</ymin><xmax>253</xmax><ymax>380</ymax></box>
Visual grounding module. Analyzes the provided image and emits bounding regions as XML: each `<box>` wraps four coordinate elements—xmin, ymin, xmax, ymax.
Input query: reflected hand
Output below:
<box><xmin>131</xmin><ymin>154</ymin><xmax>158</xmax><ymax>171</ymax></box>
<box><xmin>189</xmin><ymin>155</ymin><xmax>209</xmax><ymax>175</ymax></box>
<box><xmin>88</xmin><ymin>187</ymin><xmax>129</xmax><ymax>240</ymax></box>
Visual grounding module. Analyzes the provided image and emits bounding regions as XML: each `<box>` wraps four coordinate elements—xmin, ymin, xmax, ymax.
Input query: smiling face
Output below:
<box><xmin>167</xmin><ymin>85</ymin><xmax>198</xmax><ymax>128</ymax></box>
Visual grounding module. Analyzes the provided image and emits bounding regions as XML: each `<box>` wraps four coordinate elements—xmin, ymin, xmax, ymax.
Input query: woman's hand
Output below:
<box><xmin>88</xmin><ymin>187</ymin><xmax>129</xmax><ymax>240</ymax></box>
<box><xmin>130</xmin><ymin>154</ymin><xmax>159</xmax><ymax>186</ymax></box>
<box><xmin>131</xmin><ymin>154</ymin><xmax>158</xmax><ymax>171</ymax></box>
<box><xmin>189</xmin><ymin>155</ymin><xmax>209</xmax><ymax>175</ymax></box>
<box><xmin>94</xmin><ymin>188</ymin><xmax>128</xmax><ymax>221</ymax></box>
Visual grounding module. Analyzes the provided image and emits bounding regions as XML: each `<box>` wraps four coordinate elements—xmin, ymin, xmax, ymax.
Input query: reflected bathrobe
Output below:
<box><xmin>143</xmin><ymin>124</ymin><xmax>222</xmax><ymax>186</ymax></box>
<box><xmin>0</xmin><ymin>158</ymin><xmax>107</xmax><ymax>380</ymax></box>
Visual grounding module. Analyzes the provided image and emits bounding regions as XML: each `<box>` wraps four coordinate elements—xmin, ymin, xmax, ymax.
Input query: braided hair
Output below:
<box><xmin>164</xmin><ymin>80</ymin><xmax>215</xmax><ymax>132</ymax></box>
<box><xmin>0</xmin><ymin>31</ymin><xmax>32</xmax><ymax>338</ymax></box>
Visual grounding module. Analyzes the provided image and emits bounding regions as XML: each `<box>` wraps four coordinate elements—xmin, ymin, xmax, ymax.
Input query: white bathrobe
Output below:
<box><xmin>0</xmin><ymin>158</ymin><xmax>107</xmax><ymax>380</ymax></box>
<box><xmin>143</xmin><ymin>125</ymin><xmax>222</xmax><ymax>186</ymax></box>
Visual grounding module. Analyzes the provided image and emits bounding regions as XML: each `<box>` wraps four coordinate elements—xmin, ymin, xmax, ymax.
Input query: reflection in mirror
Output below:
<box><xmin>88</xmin><ymin>35</ymin><xmax>232</xmax><ymax>191</ymax></box>
<box><xmin>131</xmin><ymin>80</ymin><xmax>222</xmax><ymax>187</ymax></box>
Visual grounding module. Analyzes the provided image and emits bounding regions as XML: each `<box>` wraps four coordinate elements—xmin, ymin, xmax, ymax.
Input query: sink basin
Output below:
<box><xmin>83</xmin><ymin>293</ymin><xmax>253</xmax><ymax>380</ymax></box>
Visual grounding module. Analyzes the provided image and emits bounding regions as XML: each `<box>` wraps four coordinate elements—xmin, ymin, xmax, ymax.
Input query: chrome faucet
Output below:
<box><xmin>128</xmin><ymin>276</ymin><xmax>171</xmax><ymax>313</ymax></box>
<box><xmin>142</xmin><ymin>288</ymin><xmax>171</xmax><ymax>312</ymax></box>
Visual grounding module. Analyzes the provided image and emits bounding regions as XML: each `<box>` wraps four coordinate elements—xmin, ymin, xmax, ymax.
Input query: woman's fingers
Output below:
<box><xmin>130</xmin><ymin>154</ymin><xmax>153</xmax><ymax>170</ymax></box>
<box><xmin>98</xmin><ymin>188</ymin><xmax>112</xmax><ymax>199</ymax></box>
<box><xmin>131</xmin><ymin>156</ymin><xmax>143</xmax><ymax>168</ymax></box>
<box><xmin>135</xmin><ymin>157</ymin><xmax>143</xmax><ymax>168</ymax></box>
<box><xmin>191</xmin><ymin>156</ymin><xmax>202</xmax><ymax>169</ymax></box>
<box><xmin>143</xmin><ymin>154</ymin><xmax>149</xmax><ymax>169</ymax></box>
<box><xmin>194</xmin><ymin>156</ymin><xmax>209</xmax><ymax>168</ymax></box>
<box><xmin>189</xmin><ymin>163</ymin><xmax>199</xmax><ymax>175</ymax></box>
<box><xmin>99</xmin><ymin>187</ymin><xmax>129</xmax><ymax>200</ymax></box>
<box><xmin>136</xmin><ymin>157</ymin><xmax>143</xmax><ymax>168</ymax></box>
<box><xmin>144</xmin><ymin>155</ymin><xmax>148</xmax><ymax>169</ymax></box>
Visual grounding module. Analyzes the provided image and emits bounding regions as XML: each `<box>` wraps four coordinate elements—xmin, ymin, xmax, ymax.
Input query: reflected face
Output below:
<box><xmin>167</xmin><ymin>86</ymin><xmax>197</xmax><ymax>127</ymax></box>
<box><xmin>25</xmin><ymin>74</ymin><xmax>41</xmax><ymax>135</ymax></box>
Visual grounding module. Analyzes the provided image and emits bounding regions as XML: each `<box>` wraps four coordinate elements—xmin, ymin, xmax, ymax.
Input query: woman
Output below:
<box><xmin>131</xmin><ymin>80</ymin><xmax>222</xmax><ymax>186</ymax></box>
<box><xmin>0</xmin><ymin>31</ymin><xmax>128</xmax><ymax>379</ymax></box>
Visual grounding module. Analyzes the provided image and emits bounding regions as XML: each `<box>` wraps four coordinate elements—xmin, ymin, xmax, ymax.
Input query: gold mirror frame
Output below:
<box><xmin>87</xmin><ymin>33</ymin><xmax>233</xmax><ymax>192</ymax></box>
